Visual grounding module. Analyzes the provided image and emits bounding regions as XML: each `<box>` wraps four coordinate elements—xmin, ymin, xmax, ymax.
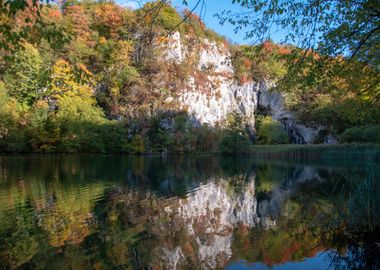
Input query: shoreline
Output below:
<box><xmin>1</xmin><ymin>143</ymin><xmax>379</xmax><ymax>157</ymax></box>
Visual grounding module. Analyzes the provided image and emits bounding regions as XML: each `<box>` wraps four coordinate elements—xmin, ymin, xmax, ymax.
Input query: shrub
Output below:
<box><xmin>0</xmin><ymin>83</ymin><xmax>27</xmax><ymax>152</ymax></box>
<box><xmin>219</xmin><ymin>131</ymin><xmax>251</xmax><ymax>155</ymax></box>
<box><xmin>26</xmin><ymin>101</ymin><xmax>52</xmax><ymax>153</ymax></box>
<box><xmin>256</xmin><ymin>116</ymin><xmax>289</xmax><ymax>144</ymax></box>
<box><xmin>137</xmin><ymin>2</ymin><xmax>183</xmax><ymax>32</ymax></box>
<box><xmin>231</xmin><ymin>43</ymin><xmax>287</xmax><ymax>84</ymax></box>
<box><xmin>340</xmin><ymin>125</ymin><xmax>380</xmax><ymax>144</ymax></box>
<box><xmin>0</xmin><ymin>84</ymin><xmax>17</xmax><ymax>139</ymax></box>
<box><xmin>125</xmin><ymin>134</ymin><xmax>145</xmax><ymax>154</ymax></box>
<box><xmin>193</xmin><ymin>124</ymin><xmax>221</xmax><ymax>152</ymax></box>
<box><xmin>52</xmin><ymin>95</ymin><xmax>107</xmax><ymax>153</ymax></box>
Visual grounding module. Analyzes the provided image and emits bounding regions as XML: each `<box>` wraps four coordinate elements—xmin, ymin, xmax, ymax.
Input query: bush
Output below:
<box><xmin>193</xmin><ymin>124</ymin><xmax>221</xmax><ymax>152</ymax></box>
<box><xmin>137</xmin><ymin>2</ymin><xmax>183</xmax><ymax>32</ymax></box>
<box><xmin>340</xmin><ymin>125</ymin><xmax>380</xmax><ymax>144</ymax></box>
<box><xmin>0</xmin><ymin>84</ymin><xmax>27</xmax><ymax>153</ymax></box>
<box><xmin>125</xmin><ymin>134</ymin><xmax>145</xmax><ymax>154</ymax></box>
<box><xmin>231</xmin><ymin>43</ymin><xmax>287</xmax><ymax>84</ymax></box>
<box><xmin>219</xmin><ymin>131</ymin><xmax>251</xmax><ymax>155</ymax></box>
<box><xmin>256</xmin><ymin>116</ymin><xmax>289</xmax><ymax>144</ymax></box>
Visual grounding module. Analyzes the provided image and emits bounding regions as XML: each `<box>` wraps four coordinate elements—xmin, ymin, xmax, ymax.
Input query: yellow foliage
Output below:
<box><xmin>99</xmin><ymin>36</ymin><xmax>107</xmax><ymax>45</ymax></box>
<box><xmin>49</xmin><ymin>59</ymin><xmax>94</xmax><ymax>104</ymax></box>
<box><xmin>113</xmin><ymin>40</ymin><xmax>134</xmax><ymax>65</ymax></box>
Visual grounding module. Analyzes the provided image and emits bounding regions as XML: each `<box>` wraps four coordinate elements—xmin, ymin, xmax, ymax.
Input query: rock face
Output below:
<box><xmin>164</xmin><ymin>35</ymin><xmax>259</xmax><ymax>130</ymax></box>
<box><xmin>163</xmin><ymin>32</ymin><xmax>318</xmax><ymax>144</ymax></box>
<box><xmin>257</xmin><ymin>85</ymin><xmax>319</xmax><ymax>144</ymax></box>
<box><xmin>164</xmin><ymin>31</ymin><xmax>183</xmax><ymax>64</ymax></box>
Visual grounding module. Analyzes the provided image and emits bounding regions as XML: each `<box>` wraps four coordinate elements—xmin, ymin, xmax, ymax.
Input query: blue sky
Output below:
<box><xmin>118</xmin><ymin>0</ymin><xmax>285</xmax><ymax>45</ymax></box>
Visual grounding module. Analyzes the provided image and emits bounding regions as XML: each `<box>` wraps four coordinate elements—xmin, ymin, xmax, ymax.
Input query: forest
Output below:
<box><xmin>0</xmin><ymin>0</ymin><xmax>379</xmax><ymax>154</ymax></box>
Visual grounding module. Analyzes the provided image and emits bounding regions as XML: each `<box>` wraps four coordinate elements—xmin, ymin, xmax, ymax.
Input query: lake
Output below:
<box><xmin>0</xmin><ymin>155</ymin><xmax>379</xmax><ymax>269</ymax></box>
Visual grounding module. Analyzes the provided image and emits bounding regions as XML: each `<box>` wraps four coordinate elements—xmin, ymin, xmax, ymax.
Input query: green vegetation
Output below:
<box><xmin>3</xmin><ymin>43</ymin><xmax>44</xmax><ymax>107</ymax></box>
<box><xmin>219</xmin><ymin>113</ymin><xmax>251</xmax><ymax>154</ymax></box>
<box><xmin>255</xmin><ymin>116</ymin><xmax>289</xmax><ymax>144</ymax></box>
<box><xmin>0</xmin><ymin>1</ymin><xmax>379</xmax><ymax>154</ymax></box>
<box><xmin>219</xmin><ymin>131</ymin><xmax>250</xmax><ymax>154</ymax></box>
<box><xmin>222</xmin><ymin>0</ymin><xmax>380</xmax><ymax>140</ymax></box>
<box><xmin>250</xmin><ymin>144</ymin><xmax>380</xmax><ymax>161</ymax></box>
<box><xmin>231</xmin><ymin>42</ymin><xmax>288</xmax><ymax>83</ymax></box>
<box><xmin>340</xmin><ymin>125</ymin><xmax>380</xmax><ymax>144</ymax></box>
<box><xmin>0</xmin><ymin>1</ymin><xmax>231</xmax><ymax>154</ymax></box>
<box><xmin>230</xmin><ymin>40</ymin><xmax>380</xmax><ymax>140</ymax></box>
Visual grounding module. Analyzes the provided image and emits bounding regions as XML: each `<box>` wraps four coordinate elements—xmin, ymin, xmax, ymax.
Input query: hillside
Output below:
<box><xmin>0</xmin><ymin>1</ymin><xmax>379</xmax><ymax>154</ymax></box>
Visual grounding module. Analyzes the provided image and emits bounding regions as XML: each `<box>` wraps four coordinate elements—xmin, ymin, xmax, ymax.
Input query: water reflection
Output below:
<box><xmin>0</xmin><ymin>156</ymin><xmax>378</xmax><ymax>269</ymax></box>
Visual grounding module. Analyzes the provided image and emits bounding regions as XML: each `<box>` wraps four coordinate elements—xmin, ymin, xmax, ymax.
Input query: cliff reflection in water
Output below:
<box><xmin>0</xmin><ymin>156</ymin><xmax>379</xmax><ymax>269</ymax></box>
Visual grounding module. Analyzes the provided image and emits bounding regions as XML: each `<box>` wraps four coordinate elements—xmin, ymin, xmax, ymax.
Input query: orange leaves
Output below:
<box><xmin>262</xmin><ymin>40</ymin><xmax>274</xmax><ymax>53</ymax></box>
<box><xmin>144</xmin><ymin>14</ymin><xmax>153</xmax><ymax>25</ymax></box>
<box><xmin>242</xmin><ymin>57</ymin><xmax>252</xmax><ymax>68</ymax></box>
<box><xmin>239</xmin><ymin>75</ymin><xmax>252</xmax><ymax>85</ymax></box>
<box><xmin>183</xmin><ymin>9</ymin><xmax>206</xmax><ymax>30</ymax></box>
<box><xmin>46</xmin><ymin>9</ymin><xmax>61</xmax><ymax>19</ymax></box>
<box><xmin>278</xmin><ymin>46</ymin><xmax>291</xmax><ymax>55</ymax></box>
<box><xmin>156</xmin><ymin>36</ymin><xmax>170</xmax><ymax>44</ymax></box>
<box><xmin>64</xmin><ymin>5</ymin><xmax>91</xmax><ymax>39</ymax></box>
<box><xmin>14</xmin><ymin>0</ymin><xmax>39</xmax><ymax>28</ymax></box>
<box><xmin>93</xmin><ymin>3</ymin><xmax>124</xmax><ymax>38</ymax></box>
<box><xmin>262</xmin><ymin>40</ymin><xmax>292</xmax><ymax>55</ymax></box>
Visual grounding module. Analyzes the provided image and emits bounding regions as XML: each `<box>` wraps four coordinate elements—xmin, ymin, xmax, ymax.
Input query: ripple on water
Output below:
<box><xmin>0</xmin><ymin>155</ymin><xmax>378</xmax><ymax>270</ymax></box>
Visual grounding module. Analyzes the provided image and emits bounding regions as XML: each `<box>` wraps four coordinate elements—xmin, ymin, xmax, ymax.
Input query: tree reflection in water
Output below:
<box><xmin>0</xmin><ymin>156</ymin><xmax>378</xmax><ymax>269</ymax></box>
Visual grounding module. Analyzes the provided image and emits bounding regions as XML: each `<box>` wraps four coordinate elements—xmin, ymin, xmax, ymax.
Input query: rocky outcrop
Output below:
<box><xmin>165</xmin><ymin>35</ymin><xmax>259</xmax><ymax>131</ymax></box>
<box><xmin>163</xmin><ymin>32</ymin><xmax>319</xmax><ymax>144</ymax></box>
<box><xmin>257</xmin><ymin>83</ymin><xmax>319</xmax><ymax>144</ymax></box>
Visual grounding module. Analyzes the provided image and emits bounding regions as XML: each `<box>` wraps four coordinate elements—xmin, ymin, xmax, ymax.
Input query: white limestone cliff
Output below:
<box><xmin>163</xmin><ymin>32</ymin><xmax>319</xmax><ymax>143</ymax></box>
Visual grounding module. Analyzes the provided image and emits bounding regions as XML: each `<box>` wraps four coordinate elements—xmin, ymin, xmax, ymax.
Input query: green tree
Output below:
<box><xmin>47</xmin><ymin>59</ymin><xmax>108</xmax><ymax>153</ymax></box>
<box><xmin>340</xmin><ymin>125</ymin><xmax>380</xmax><ymax>144</ymax></box>
<box><xmin>3</xmin><ymin>43</ymin><xmax>43</xmax><ymax>107</ymax></box>
<box><xmin>52</xmin><ymin>95</ymin><xmax>107</xmax><ymax>153</ymax></box>
<box><xmin>137</xmin><ymin>2</ymin><xmax>183</xmax><ymax>32</ymax></box>
<box><xmin>219</xmin><ymin>112</ymin><xmax>251</xmax><ymax>154</ymax></box>
<box><xmin>125</xmin><ymin>134</ymin><xmax>146</xmax><ymax>154</ymax></box>
<box><xmin>26</xmin><ymin>100</ymin><xmax>52</xmax><ymax>152</ymax></box>
<box><xmin>0</xmin><ymin>83</ymin><xmax>22</xmax><ymax>152</ymax></box>
<box><xmin>219</xmin><ymin>131</ymin><xmax>251</xmax><ymax>155</ymax></box>
<box><xmin>256</xmin><ymin>116</ymin><xmax>289</xmax><ymax>145</ymax></box>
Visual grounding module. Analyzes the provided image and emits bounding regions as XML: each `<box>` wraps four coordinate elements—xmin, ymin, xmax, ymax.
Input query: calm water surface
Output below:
<box><xmin>0</xmin><ymin>155</ymin><xmax>379</xmax><ymax>269</ymax></box>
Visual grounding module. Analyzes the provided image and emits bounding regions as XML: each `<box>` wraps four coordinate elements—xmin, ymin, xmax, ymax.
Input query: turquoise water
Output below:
<box><xmin>0</xmin><ymin>155</ymin><xmax>379</xmax><ymax>269</ymax></box>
